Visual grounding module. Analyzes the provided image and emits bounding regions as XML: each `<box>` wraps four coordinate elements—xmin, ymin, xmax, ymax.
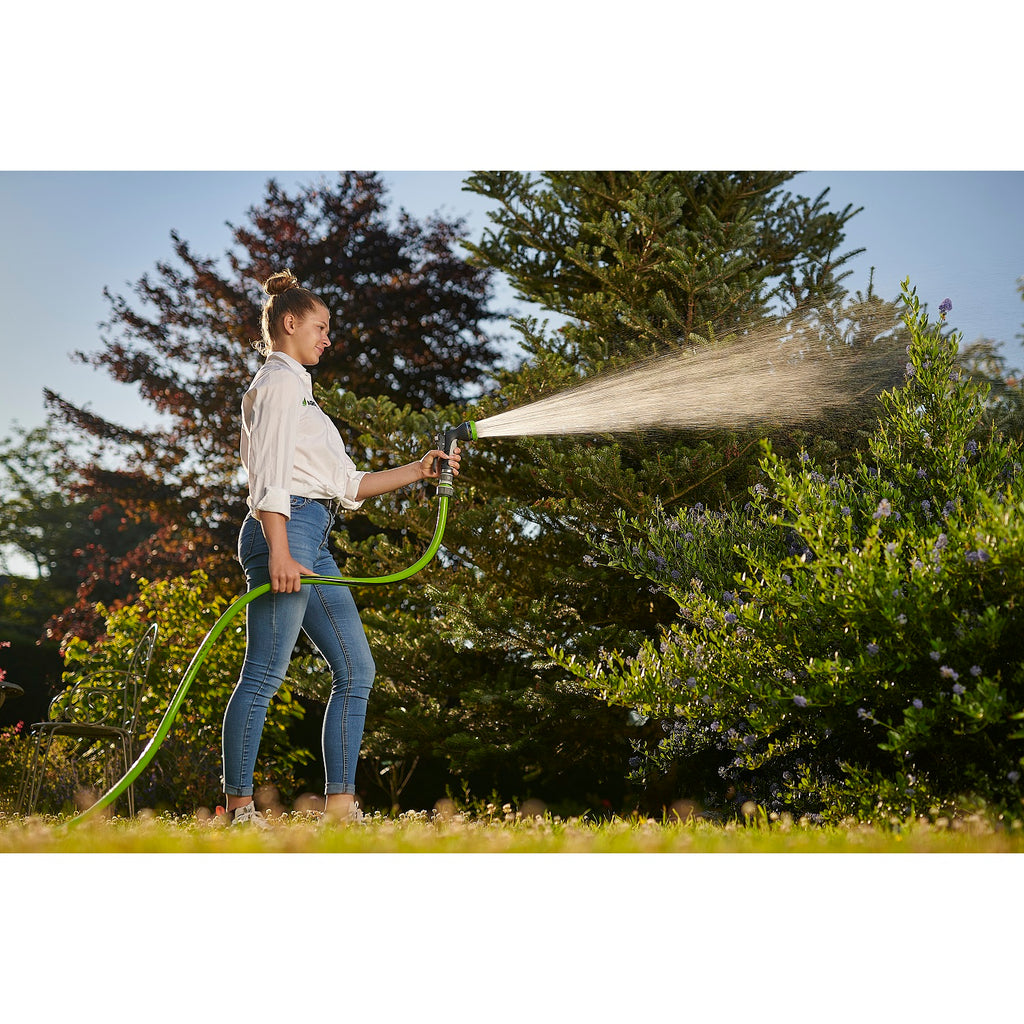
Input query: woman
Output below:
<box><xmin>221</xmin><ymin>270</ymin><xmax>460</xmax><ymax>826</ymax></box>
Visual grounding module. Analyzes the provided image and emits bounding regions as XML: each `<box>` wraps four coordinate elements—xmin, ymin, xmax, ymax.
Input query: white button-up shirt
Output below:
<box><xmin>240</xmin><ymin>351</ymin><xmax>367</xmax><ymax>519</ymax></box>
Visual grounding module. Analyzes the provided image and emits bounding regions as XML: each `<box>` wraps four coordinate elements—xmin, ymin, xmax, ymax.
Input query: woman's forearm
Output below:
<box><xmin>355</xmin><ymin>461</ymin><xmax>430</xmax><ymax>500</ymax></box>
<box><xmin>259</xmin><ymin>510</ymin><xmax>291</xmax><ymax>553</ymax></box>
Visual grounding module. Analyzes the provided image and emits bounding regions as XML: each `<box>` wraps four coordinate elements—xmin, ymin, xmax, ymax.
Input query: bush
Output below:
<box><xmin>51</xmin><ymin>572</ymin><xmax>312</xmax><ymax>813</ymax></box>
<box><xmin>560</xmin><ymin>283</ymin><xmax>1024</xmax><ymax>824</ymax></box>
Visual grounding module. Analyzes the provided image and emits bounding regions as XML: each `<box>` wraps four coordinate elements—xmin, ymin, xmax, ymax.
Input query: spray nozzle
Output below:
<box><xmin>436</xmin><ymin>421</ymin><xmax>476</xmax><ymax>497</ymax></box>
<box><xmin>443</xmin><ymin>421</ymin><xmax>477</xmax><ymax>450</ymax></box>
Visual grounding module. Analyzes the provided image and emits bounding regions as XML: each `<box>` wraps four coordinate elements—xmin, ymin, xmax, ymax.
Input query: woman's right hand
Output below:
<box><xmin>268</xmin><ymin>549</ymin><xmax>315</xmax><ymax>593</ymax></box>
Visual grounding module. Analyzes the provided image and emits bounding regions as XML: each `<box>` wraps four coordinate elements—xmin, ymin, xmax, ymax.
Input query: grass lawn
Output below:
<box><xmin>2</xmin><ymin>807</ymin><xmax>1021</xmax><ymax>853</ymax></box>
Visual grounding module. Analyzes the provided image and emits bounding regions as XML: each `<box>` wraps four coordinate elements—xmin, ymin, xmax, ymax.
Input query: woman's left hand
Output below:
<box><xmin>421</xmin><ymin>443</ymin><xmax>460</xmax><ymax>479</ymax></box>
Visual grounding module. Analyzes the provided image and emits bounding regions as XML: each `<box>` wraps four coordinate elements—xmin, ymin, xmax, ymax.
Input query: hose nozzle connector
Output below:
<box><xmin>437</xmin><ymin>421</ymin><xmax>476</xmax><ymax>497</ymax></box>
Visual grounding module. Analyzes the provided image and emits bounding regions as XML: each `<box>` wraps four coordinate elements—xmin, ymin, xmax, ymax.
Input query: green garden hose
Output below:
<box><xmin>66</xmin><ymin>491</ymin><xmax>454</xmax><ymax>826</ymax></box>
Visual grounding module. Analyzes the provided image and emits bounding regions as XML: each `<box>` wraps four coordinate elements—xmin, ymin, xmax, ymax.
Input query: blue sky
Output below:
<box><xmin>1</xmin><ymin>169</ymin><xmax>1021</xmax><ymax>436</ymax></box>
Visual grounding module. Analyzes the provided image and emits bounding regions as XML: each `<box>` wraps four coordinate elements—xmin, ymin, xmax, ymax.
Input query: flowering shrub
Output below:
<box><xmin>0</xmin><ymin>713</ymin><xmax>28</xmax><ymax>813</ymax></box>
<box><xmin>0</xmin><ymin>641</ymin><xmax>22</xmax><ymax>810</ymax></box>
<box><xmin>560</xmin><ymin>283</ymin><xmax>1024</xmax><ymax>823</ymax></box>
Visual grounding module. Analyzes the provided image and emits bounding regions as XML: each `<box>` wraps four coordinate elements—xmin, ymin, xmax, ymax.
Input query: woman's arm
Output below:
<box><xmin>261</xmin><ymin>511</ymin><xmax>315</xmax><ymax>593</ymax></box>
<box><xmin>262</xmin><ymin>446</ymin><xmax>461</xmax><ymax>592</ymax></box>
<box><xmin>354</xmin><ymin>445</ymin><xmax>461</xmax><ymax>501</ymax></box>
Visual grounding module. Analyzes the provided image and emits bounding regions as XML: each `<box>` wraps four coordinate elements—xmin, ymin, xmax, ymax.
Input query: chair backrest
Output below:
<box><xmin>121</xmin><ymin>622</ymin><xmax>159</xmax><ymax>734</ymax></box>
<box><xmin>48</xmin><ymin>623</ymin><xmax>159</xmax><ymax>734</ymax></box>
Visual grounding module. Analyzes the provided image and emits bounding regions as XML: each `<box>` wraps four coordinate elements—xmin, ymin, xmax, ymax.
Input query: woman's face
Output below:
<box><xmin>277</xmin><ymin>303</ymin><xmax>331</xmax><ymax>365</ymax></box>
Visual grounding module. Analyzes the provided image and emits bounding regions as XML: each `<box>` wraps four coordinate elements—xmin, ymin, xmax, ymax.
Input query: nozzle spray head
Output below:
<box><xmin>437</xmin><ymin>421</ymin><xmax>476</xmax><ymax>497</ymax></box>
<box><xmin>443</xmin><ymin>420</ymin><xmax>477</xmax><ymax>451</ymax></box>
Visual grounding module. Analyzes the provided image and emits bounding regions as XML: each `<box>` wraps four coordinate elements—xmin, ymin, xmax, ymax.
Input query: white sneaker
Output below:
<box><xmin>321</xmin><ymin>803</ymin><xmax>364</xmax><ymax>827</ymax></box>
<box><xmin>230</xmin><ymin>800</ymin><xmax>270</xmax><ymax>829</ymax></box>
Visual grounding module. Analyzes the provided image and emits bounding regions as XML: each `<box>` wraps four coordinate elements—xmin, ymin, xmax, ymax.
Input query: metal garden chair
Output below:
<box><xmin>17</xmin><ymin>622</ymin><xmax>159</xmax><ymax>816</ymax></box>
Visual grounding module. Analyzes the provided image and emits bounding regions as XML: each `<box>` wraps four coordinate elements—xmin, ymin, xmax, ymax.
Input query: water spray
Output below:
<box><xmin>469</xmin><ymin>304</ymin><xmax>904</xmax><ymax>441</ymax></box>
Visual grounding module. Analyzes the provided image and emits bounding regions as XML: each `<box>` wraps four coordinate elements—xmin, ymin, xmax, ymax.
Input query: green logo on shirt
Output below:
<box><xmin>302</xmin><ymin>398</ymin><xmax>317</xmax><ymax>408</ymax></box>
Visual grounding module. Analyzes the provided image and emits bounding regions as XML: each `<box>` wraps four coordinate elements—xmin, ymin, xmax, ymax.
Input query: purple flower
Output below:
<box><xmin>857</xmin><ymin>707</ymin><xmax>870</xmax><ymax>720</ymax></box>
<box><xmin>793</xmin><ymin>695</ymin><xmax>808</xmax><ymax>708</ymax></box>
<box><xmin>873</xmin><ymin>498</ymin><xmax>892</xmax><ymax>520</ymax></box>
<box><xmin>724</xmin><ymin>612</ymin><xmax>738</xmax><ymax>624</ymax></box>
<box><xmin>1009</xmin><ymin>771</ymin><xmax>1021</xmax><ymax>783</ymax></box>
<box><xmin>939</xmin><ymin>297</ymin><xmax>953</xmax><ymax>318</ymax></box>
<box><xmin>866</xmin><ymin>642</ymin><xmax>880</xmax><ymax>656</ymax></box>
<box><xmin>952</xmin><ymin>682</ymin><xmax>965</xmax><ymax>695</ymax></box>
<box><xmin>912</xmin><ymin>699</ymin><xmax>924</xmax><ymax>710</ymax></box>
<box><xmin>940</xmin><ymin>665</ymin><xmax>959</xmax><ymax>681</ymax></box>
<box><xmin>970</xmin><ymin>665</ymin><xmax>982</xmax><ymax>677</ymax></box>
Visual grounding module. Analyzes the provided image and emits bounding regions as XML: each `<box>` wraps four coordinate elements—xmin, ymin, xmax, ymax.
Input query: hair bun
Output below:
<box><xmin>262</xmin><ymin>270</ymin><xmax>300</xmax><ymax>297</ymax></box>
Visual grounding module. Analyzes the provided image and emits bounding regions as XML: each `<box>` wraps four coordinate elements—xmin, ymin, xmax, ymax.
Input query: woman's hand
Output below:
<box><xmin>268</xmin><ymin>549</ymin><xmax>316</xmax><ymax>593</ymax></box>
<box><xmin>260</xmin><ymin>512</ymin><xmax>314</xmax><ymax>593</ymax></box>
<box><xmin>420</xmin><ymin>443</ymin><xmax>461</xmax><ymax>480</ymax></box>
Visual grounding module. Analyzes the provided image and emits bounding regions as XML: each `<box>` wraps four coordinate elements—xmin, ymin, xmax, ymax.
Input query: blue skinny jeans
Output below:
<box><xmin>222</xmin><ymin>497</ymin><xmax>376</xmax><ymax>798</ymax></box>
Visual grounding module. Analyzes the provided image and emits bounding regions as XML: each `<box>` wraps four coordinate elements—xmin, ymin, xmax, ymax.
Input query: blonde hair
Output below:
<box><xmin>255</xmin><ymin>271</ymin><xmax>326</xmax><ymax>355</ymax></box>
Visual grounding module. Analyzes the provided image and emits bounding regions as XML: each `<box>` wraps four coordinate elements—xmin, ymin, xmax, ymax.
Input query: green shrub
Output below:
<box><xmin>52</xmin><ymin>572</ymin><xmax>312</xmax><ymax>813</ymax></box>
<box><xmin>560</xmin><ymin>283</ymin><xmax>1024</xmax><ymax>824</ymax></box>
